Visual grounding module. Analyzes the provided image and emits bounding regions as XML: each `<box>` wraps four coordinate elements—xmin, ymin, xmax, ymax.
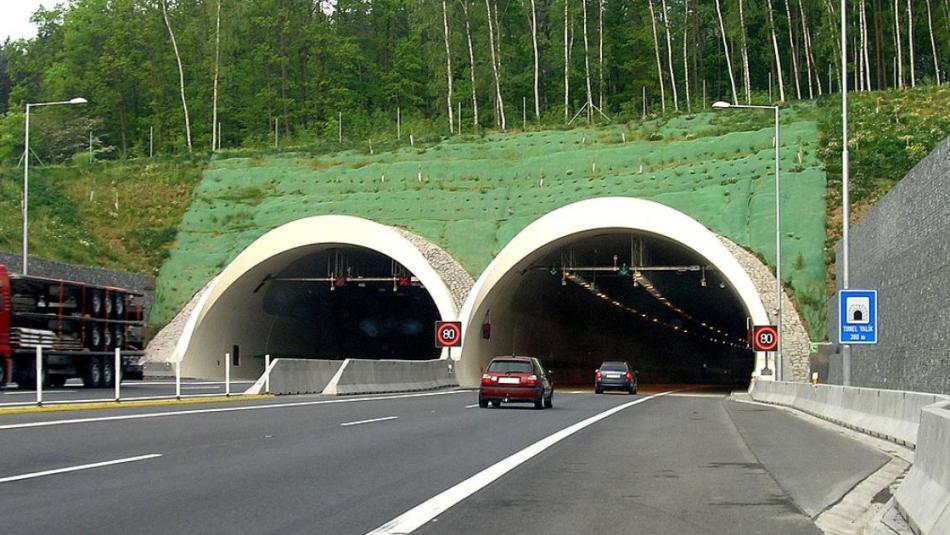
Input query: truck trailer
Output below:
<box><xmin>0</xmin><ymin>264</ymin><xmax>146</xmax><ymax>389</ymax></box>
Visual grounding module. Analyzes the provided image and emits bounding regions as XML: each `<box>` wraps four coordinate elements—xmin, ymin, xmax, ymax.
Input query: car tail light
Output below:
<box><xmin>481</xmin><ymin>373</ymin><xmax>494</xmax><ymax>386</ymax></box>
<box><xmin>523</xmin><ymin>375</ymin><xmax>538</xmax><ymax>386</ymax></box>
<box><xmin>626</xmin><ymin>371</ymin><xmax>633</xmax><ymax>380</ymax></box>
<box><xmin>595</xmin><ymin>371</ymin><xmax>602</xmax><ymax>380</ymax></box>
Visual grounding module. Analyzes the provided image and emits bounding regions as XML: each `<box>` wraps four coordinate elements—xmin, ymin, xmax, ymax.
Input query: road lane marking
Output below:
<box><xmin>341</xmin><ymin>416</ymin><xmax>398</xmax><ymax>427</ymax></box>
<box><xmin>366</xmin><ymin>390</ymin><xmax>676</xmax><ymax>535</ymax></box>
<box><xmin>128</xmin><ymin>381</ymin><xmax>255</xmax><ymax>386</ymax></box>
<box><xmin>0</xmin><ymin>454</ymin><xmax>162</xmax><ymax>484</ymax></box>
<box><xmin>464</xmin><ymin>404</ymin><xmax>479</xmax><ymax>409</ymax></box>
<box><xmin>3</xmin><ymin>390</ymin><xmax>77</xmax><ymax>395</ymax></box>
<box><xmin>0</xmin><ymin>392</ymin><xmax>239</xmax><ymax>408</ymax></box>
<box><xmin>0</xmin><ymin>390</ymin><xmax>467</xmax><ymax>430</ymax></box>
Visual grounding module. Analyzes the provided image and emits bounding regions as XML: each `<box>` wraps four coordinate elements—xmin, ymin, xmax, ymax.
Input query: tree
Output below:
<box><xmin>485</xmin><ymin>0</ymin><xmax>505</xmax><ymax>129</ymax></box>
<box><xmin>648</xmin><ymin>0</ymin><xmax>666</xmax><ymax>112</ymax></box>
<box><xmin>441</xmin><ymin>0</ymin><xmax>455</xmax><ymax>132</ymax></box>
<box><xmin>530</xmin><ymin>0</ymin><xmax>541</xmax><ymax>118</ymax></box>
<box><xmin>714</xmin><ymin>0</ymin><xmax>738</xmax><ymax>104</ymax></box>
<box><xmin>212</xmin><ymin>0</ymin><xmax>222</xmax><ymax>151</ymax></box>
<box><xmin>460</xmin><ymin>0</ymin><xmax>479</xmax><ymax>126</ymax></box>
<box><xmin>161</xmin><ymin>0</ymin><xmax>192</xmax><ymax>152</ymax></box>
<box><xmin>766</xmin><ymin>0</ymin><xmax>787</xmax><ymax>101</ymax></box>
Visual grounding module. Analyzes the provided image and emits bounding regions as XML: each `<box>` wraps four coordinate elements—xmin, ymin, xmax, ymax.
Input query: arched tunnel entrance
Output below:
<box><xmin>174</xmin><ymin>216</ymin><xmax>469</xmax><ymax>379</ymax></box>
<box><xmin>470</xmin><ymin>232</ymin><xmax>752</xmax><ymax>387</ymax></box>
<box><xmin>458</xmin><ymin>198</ymin><xmax>772</xmax><ymax>388</ymax></box>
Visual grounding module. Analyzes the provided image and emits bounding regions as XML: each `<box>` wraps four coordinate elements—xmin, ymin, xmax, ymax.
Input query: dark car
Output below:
<box><xmin>479</xmin><ymin>356</ymin><xmax>554</xmax><ymax>409</ymax></box>
<box><xmin>594</xmin><ymin>361</ymin><xmax>638</xmax><ymax>394</ymax></box>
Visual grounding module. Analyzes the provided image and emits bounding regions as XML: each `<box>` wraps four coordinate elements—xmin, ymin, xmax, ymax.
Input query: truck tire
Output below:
<box><xmin>114</xmin><ymin>294</ymin><xmax>125</xmax><ymax>317</ymax></box>
<box><xmin>104</xmin><ymin>328</ymin><xmax>113</xmax><ymax>350</ymax></box>
<box><xmin>113</xmin><ymin>327</ymin><xmax>125</xmax><ymax>350</ymax></box>
<box><xmin>104</xmin><ymin>293</ymin><xmax>113</xmax><ymax>317</ymax></box>
<box><xmin>82</xmin><ymin>357</ymin><xmax>103</xmax><ymax>389</ymax></box>
<box><xmin>90</xmin><ymin>291</ymin><xmax>104</xmax><ymax>317</ymax></box>
<box><xmin>101</xmin><ymin>357</ymin><xmax>115</xmax><ymax>388</ymax></box>
<box><xmin>86</xmin><ymin>325</ymin><xmax>103</xmax><ymax>351</ymax></box>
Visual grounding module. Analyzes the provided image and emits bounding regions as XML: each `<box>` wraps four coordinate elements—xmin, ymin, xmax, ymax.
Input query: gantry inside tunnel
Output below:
<box><xmin>173</xmin><ymin>216</ymin><xmax>467</xmax><ymax>379</ymax></box>
<box><xmin>464</xmin><ymin>232</ymin><xmax>753</xmax><ymax>386</ymax></box>
<box><xmin>457</xmin><ymin>197</ymin><xmax>775</xmax><ymax>387</ymax></box>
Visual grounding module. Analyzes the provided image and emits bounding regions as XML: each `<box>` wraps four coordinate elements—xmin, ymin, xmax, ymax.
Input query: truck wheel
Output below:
<box><xmin>82</xmin><ymin>358</ymin><xmax>103</xmax><ymax>389</ymax></box>
<box><xmin>86</xmin><ymin>325</ymin><xmax>103</xmax><ymax>351</ymax></box>
<box><xmin>104</xmin><ymin>328</ymin><xmax>113</xmax><ymax>350</ymax></box>
<box><xmin>101</xmin><ymin>357</ymin><xmax>115</xmax><ymax>388</ymax></box>
<box><xmin>113</xmin><ymin>327</ymin><xmax>125</xmax><ymax>349</ymax></box>
<box><xmin>90</xmin><ymin>291</ymin><xmax>104</xmax><ymax>317</ymax></box>
<box><xmin>114</xmin><ymin>294</ymin><xmax>125</xmax><ymax>317</ymax></box>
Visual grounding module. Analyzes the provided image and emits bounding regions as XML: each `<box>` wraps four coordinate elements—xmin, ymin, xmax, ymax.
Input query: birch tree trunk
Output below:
<box><xmin>581</xmin><ymin>0</ymin><xmax>594</xmax><ymax>122</ymax></box>
<box><xmin>564</xmin><ymin>0</ymin><xmax>570</xmax><ymax>121</ymax></box>
<box><xmin>766</xmin><ymin>0</ymin><xmax>787</xmax><ymax>101</ymax></box>
<box><xmin>784</xmin><ymin>0</ymin><xmax>802</xmax><ymax>99</ymax></box>
<box><xmin>530</xmin><ymin>0</ymin><xmax>540</xmax><ymax>118</ymax></box>
<box><xmin>460</xmin><ymin>0</ymin><xmax>479</xmax><ymax>126</ymax></box>
<box><xmin>682</xmin><ymin>0</ymin><xmax>692</xmax><ymax>112</ymax></box>
<box><xmin>907</xmin><ymin>0</ymin><xmax>916</xmax><ymax>87</ymax></box>
<box><xmin>797</xmin><ymin>0</ymin><xmax>815</xmax><ymax>97</ymax></box>
<box><xmin>739</xmin><ymin>0</ymin><xmax>752</xmax><ymax>103</ymax></box>
<box><xmin>824</xmin><ymin>0</ymin><xmax>843</xmax><ymax>90</ymax></box>
<box><xmin>441</xmin><ymin>0</ymin><xmax>455</xmax><ymax>132</ymax></box>
<box><xmin>660</xmin><ymin>0</ymin><xmax>679</xmax><ymax>110</ymax></box>
<box><xmin>858</xmin><ymin>0</ymin><xmax>866</xmax><ymax>90</ymax></box>
<box><xmin>161</xmin><ymin>0</ymin><xmax>191</xmax><ymax>152</ymax></box>
<box><xmin>862</xmin><ymin>0</ymin><xmax>872</xmax><ymax>89</ymax></box>
<box><xmin>895</xmin><ymin>0</ymin><xmax>904</xmax><ymax>87</ymax></box>
<box><xmin>714</xmin><ymin>0</ymin><xmax>739</xmax><ymax>104</ymax></box>
<box><xmin>598</xmin><ymin>0</ymin><xmax>604</xmax><ymax>109</ymax></box>
<box><xmin>211</xmin><ymin>0</ymin><xmax>221</xmax><ymax>151</ymax></box>
<box><xmin>925</xmin><ymin>0</ymin><xmax>941</xmax><ymax>84</ymax></box>
<box><xmin>485</xmin><ymin>0</ymin><xmax>506</xmax><ymax>129</ymax></box>
<box><xmin>648</xmin><ymin>0</ymin><xmax>667</xmax><ymax>112</ymax></box>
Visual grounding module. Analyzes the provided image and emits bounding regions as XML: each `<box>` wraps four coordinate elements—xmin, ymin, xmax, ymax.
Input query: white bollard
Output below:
<box><xmin>35</xmin><ymin>346</ymin><xmax>43</xmax><ymax>407</ymax></box>
<box><xmin>265</xmin><ymin>354</ymin><xmax>271</xmax><ymax>394</ymax></box>
<box><xmin>175</xmin><ymin>360</ymin><xmax>181</xmax><ymax>400</ymax></box>
<box><xmin>114</xmin><ymin>348</ymin><xmax>122</xmax><ymax>402</ymax></box>
<box><xmin>225</xmin><ymin>352</ymin><xmax>231</xmax><ymax>397</ymax></box>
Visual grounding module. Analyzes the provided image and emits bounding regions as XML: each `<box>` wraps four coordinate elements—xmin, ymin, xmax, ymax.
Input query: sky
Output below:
<box><xmin>1</xmin><ymin>0</ymin><xmax>50</xmax><ymax>43</ymax></box>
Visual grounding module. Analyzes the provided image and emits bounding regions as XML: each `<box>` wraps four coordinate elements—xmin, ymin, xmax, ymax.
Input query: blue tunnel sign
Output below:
<box><xmin>838</xmin><ymin>289</ymin><xmax>878</xmax><ymax>344</ymax></box>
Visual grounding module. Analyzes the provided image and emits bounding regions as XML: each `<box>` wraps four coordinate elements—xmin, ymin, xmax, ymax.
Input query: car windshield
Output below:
<box><xmin>600</xmin><ymin>362</ymin><xmax>628</xmax><ymax>372</ymax></box>
<box><xmin>488</xmin><ymin>360</ymin><xmax>534</xmax><ymax>374</ymax></box>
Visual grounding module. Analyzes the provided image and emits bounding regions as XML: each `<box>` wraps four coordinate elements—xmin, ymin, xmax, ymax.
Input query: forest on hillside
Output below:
<box><xmin>0</xmin><ymin>0</ymin><xmax>946</xmax><ymax>162</ymax></box>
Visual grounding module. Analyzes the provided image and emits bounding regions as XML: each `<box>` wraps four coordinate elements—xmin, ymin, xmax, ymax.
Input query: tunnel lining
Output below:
<box><xmin>170</xmin><ymin>216</ymin><xmax>470</xmax><ymax>379</ymax></box>
<box><xmin>457</xmin><ymin>197</ymin><xmax>774</xmax><ymax>387</ymax></box>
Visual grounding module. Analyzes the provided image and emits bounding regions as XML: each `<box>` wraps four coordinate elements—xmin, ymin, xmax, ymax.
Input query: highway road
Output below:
<box><xmin>0</xmin><ymin>387</ymin><xmax>888</xmax><ymax>534</ymax></box>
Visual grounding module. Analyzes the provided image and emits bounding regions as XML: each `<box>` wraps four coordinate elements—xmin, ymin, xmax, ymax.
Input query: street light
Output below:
<box><xmin>23</xmin><ymin>97</ymin><xmax>88</xmax><ymax>275</ymax></box>
<box><xmin>712</xmin><ymin>100</ymin><xmax>783</xmax><ymax>381</ymax></box>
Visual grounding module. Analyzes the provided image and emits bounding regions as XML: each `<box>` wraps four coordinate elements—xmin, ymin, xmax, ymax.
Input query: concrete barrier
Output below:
<box><xmin>323</xmin><ymin>359</ymin><xmax>458</xmax><ymax>395</ymax></box>
<box><xmin>895</xmin><ymin>400</ymin><xmax>950</xmax><ymax>535</ymax></box>
<box><xmin>751</xmin><ymin>381</ymin><xmax>950</xmax><ymax>534</ymax></box>
<box><xmin>750</xmin><ymin>381</ymin><xmax>945</xmax><ymax>447</ymax></box>
<box><xmin>244</xmin><ymin>358</ymin><xmax>345</xmax><ymax>395</ymax></box>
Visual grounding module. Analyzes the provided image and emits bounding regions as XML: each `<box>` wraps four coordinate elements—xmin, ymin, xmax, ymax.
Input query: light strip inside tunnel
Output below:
<box><xmin>632</xmin><ymin>271</ymin><xmax>745</xmax><ymax>344</ymax></box>
<box><xmin>564</xmin><ymin>273</ymin><xmax>748</xmax><ymax>350</ymax></box>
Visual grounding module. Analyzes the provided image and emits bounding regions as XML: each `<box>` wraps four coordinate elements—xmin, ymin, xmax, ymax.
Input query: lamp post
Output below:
<box><xmin>713</xmin><ymin>101</ymin><xmax>783</xmax><ymax>381</ymax></box>
<box><xmin>23</xmin><ymin>97</ymin><xmax>87</xmax><ymax>275</ymax></box>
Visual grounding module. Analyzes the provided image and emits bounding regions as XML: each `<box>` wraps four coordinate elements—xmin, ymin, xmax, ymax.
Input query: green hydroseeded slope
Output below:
<box><xmin>152</xmin><ymin>112</ymin><xmax>827</xmax><ymax>335</ymax></box>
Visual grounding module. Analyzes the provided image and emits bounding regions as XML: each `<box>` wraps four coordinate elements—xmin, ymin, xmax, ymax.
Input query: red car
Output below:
<box><xmin>479</xmin><ymin>356</ymin><xmax>554</xmax><ymax>409</ymax></box>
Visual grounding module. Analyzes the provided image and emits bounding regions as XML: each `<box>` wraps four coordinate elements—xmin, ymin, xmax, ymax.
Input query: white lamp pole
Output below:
<box><xmin>23</xmin><ymin>97</ymin><xmax>87</xmax><ymax>275</ymax></box>
<box><xmin>713</xmin><ymin>101</ymin><xmax>783</xmax><ymax>381</ymax></box>
<box><xmin>840</xmin><ymin>0</ymin><xmax>852</xmax><ymax>386</ymax></box>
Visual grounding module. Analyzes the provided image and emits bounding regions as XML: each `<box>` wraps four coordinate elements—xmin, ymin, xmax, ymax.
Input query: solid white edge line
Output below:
<box><xmin>0</xmin><ymin>390</ymin><xmax>467</xmax><ymax>430</ymax></box>
<box><xmin>0</xmin><ymin>392</ymin><xmax>242</xmax><ymax>408</ymax></box>
<box><xmin>340</xmin><ymin>416</ymin><xmax>399</xmax><ymax>427</ymax></box>
<box><xmin>464</xmin><ymin>404</ymin><xmax>479</xmax><ymax>409</ymax></box>
<box><xmin>365</xmin><ymin>390</ymin><xmax>676</xmax><ymax>535</ymax></box>
<box><xmin>0</xmin><ymin>454</ymin><xmax>162</xmax><ymax>484</ymax></box>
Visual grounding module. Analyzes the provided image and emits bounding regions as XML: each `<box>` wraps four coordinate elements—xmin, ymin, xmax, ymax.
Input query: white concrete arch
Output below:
<box><xmin>173</xmin><ymin>215</ymin><xmax>460</xmax><ymax>379</ymax></box>
<box><xmin>456</xmin><ymin>197</ymin><xmax>771</xmax><ymax>387</ymax></box>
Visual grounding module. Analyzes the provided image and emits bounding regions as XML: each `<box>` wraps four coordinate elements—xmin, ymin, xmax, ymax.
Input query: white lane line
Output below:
<box><xmin>464</xmin><ymin>404</ymin><xmax>479</xmax><ymax>409</ymax></box>
<box><xmin>128</xmin><ymin>381</ymin><xmax>255</xmax><ymax>386</ymax></box>
<box><xmin>3</xmin><ymin>390</ymin><xmax>77</xmax><ymax>395</ymax></box>
<box><xmin>0</xmin><ymin>454</ymin><xmax>162</xmax><ymax>484</ymax></box>
<box><xmin>366</xmin><ymin>390</ymin><xmax>676</xmax><ymax>535</ymax></box>
<box><xmin>0</xmin><ymin>392</ymin><xmax>239</xmax><ymax>408</ymax></box>
<box><xmin>0</xmin><ymin>390</ymin><xmax>467</xmax><ymax>431</ymax></box>
<box><xmin>340</xmin><ymin>416</ymin><xmax>398</xmax><ymax>427</ymax></box>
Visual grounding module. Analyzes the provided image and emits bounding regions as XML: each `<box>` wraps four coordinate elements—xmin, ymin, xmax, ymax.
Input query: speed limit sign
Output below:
<box><xmin>752</xmin><ymin>325</ymin><xmax>779</xmax><ymax>352</ymax></box>
<box><xmin>435</xmin><ymin>321</ymin><xmax>463</xmax><ymax>348</ymax></box>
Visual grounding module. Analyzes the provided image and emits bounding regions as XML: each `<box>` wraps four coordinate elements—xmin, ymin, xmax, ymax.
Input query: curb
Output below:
<box><xmin>0</xmin><ymin>394</ymin><xmax>276</xmax><ymax>416</ymax></box>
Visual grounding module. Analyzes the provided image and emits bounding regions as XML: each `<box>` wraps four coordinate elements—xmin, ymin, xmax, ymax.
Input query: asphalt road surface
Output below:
<box><xmin>0</xmin><ymin>387</ymin><xmax>888</xmax><ymax>534</ymax></box>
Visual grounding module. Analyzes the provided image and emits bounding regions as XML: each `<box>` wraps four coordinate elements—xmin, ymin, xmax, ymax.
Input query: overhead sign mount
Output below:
<box><xmin>838</xmin><ymin>290</ymin><xmax>878</xmax><ymax>344</ymax></box>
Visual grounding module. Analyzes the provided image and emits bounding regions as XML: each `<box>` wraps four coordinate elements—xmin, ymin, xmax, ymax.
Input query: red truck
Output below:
<box><xmin>0</xmin><ymin>264</ymin><xmax>145</xmax><ymax>389</ymax></box>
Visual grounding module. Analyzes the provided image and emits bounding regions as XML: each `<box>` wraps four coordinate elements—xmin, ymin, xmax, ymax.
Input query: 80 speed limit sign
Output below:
<box><xmin>434</xmin><ymin>321</ymin><xmax>462</xmax><ymax>348</ymax></box>
<box><xmin>752</xmin><ymin>325</ymin><xmax>779</xmax><ymax>352</ymax></box>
